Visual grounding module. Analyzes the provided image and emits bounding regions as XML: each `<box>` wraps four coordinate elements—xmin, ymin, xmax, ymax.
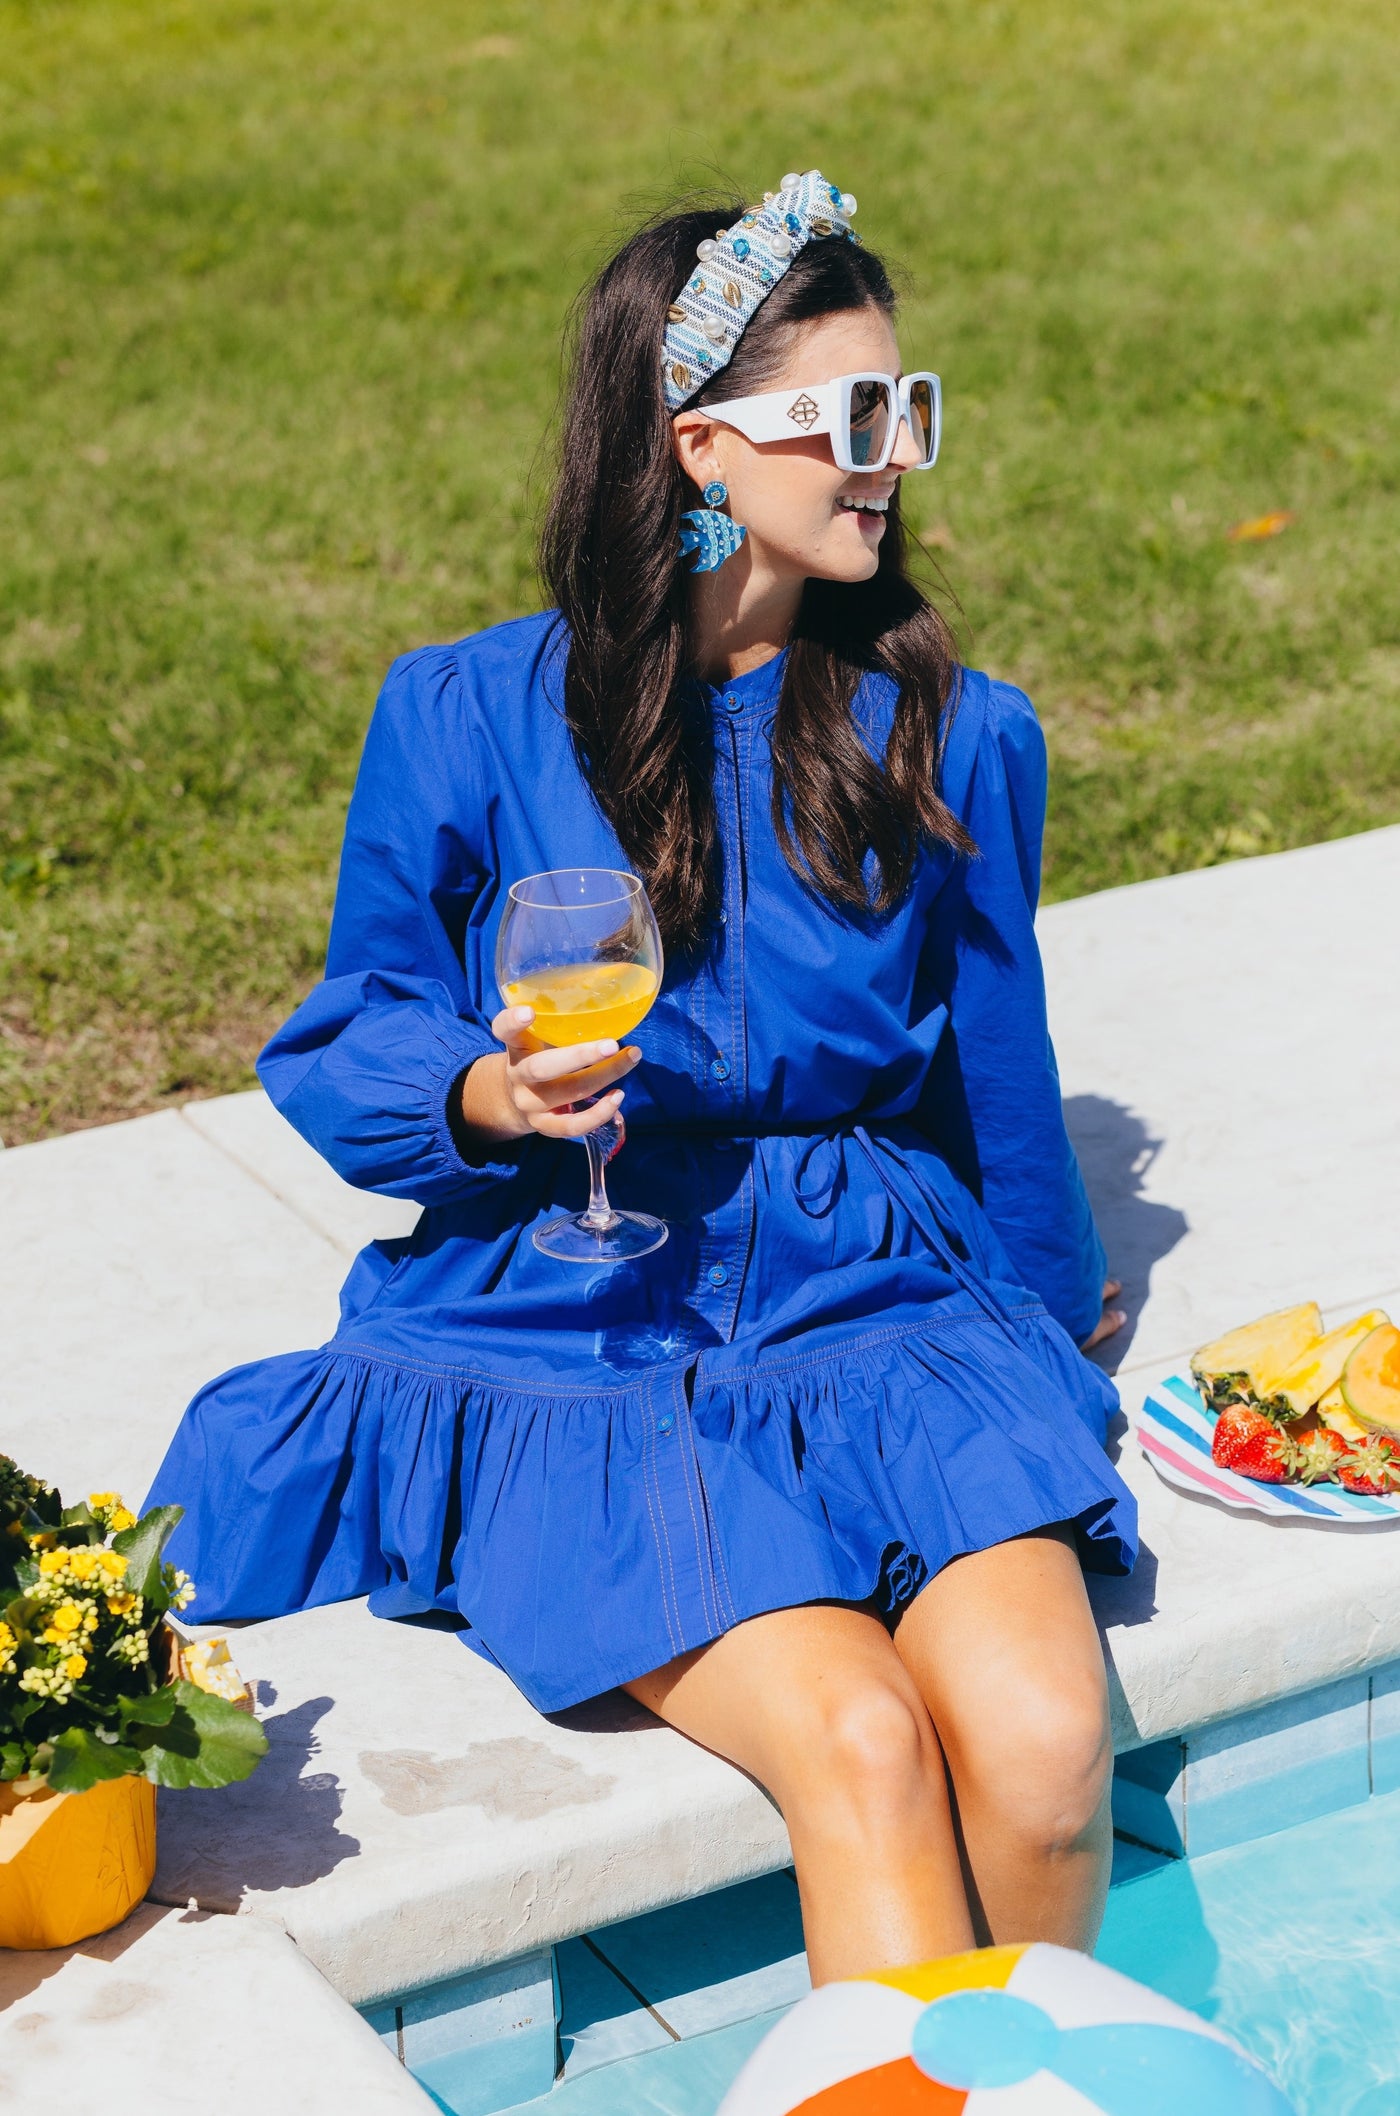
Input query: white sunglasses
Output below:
<box><xmin>701</xmin><ymin>371</ymin><xmax>942</xmax><ymax>474</ymax></box>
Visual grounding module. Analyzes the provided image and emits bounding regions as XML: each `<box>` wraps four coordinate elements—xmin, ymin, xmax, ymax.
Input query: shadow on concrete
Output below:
<box><xmin>0</xmin><ymin>1897</ymin><xmax>165</xmax><ymax>2010</ymax></box>
<box><xmin>1064</xmin><ymin>1095</ymin><xmax>1190</xmax><ymax>1375</ymax></box>
<box><xmin>549</xmin><ymin>1690</ymin><xmax>667</xmax><ymax>1737</ymax></box>
<box><xmin>151</xmin><ymin>1691</ymin><xmax>360</xmax><ymax>1909</ymax></box>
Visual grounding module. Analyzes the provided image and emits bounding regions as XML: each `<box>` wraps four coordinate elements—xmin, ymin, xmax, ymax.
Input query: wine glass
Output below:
<box><xmin>496</xmin><ymin>868</ymin><xmax>668</xmax><ymax>1264</ymax></box>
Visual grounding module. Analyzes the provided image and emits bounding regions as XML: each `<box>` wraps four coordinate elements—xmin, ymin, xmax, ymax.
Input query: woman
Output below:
<box><xmin>149</xmin><ymin>171</ymin><xmax>1135</xmax><ymax>1979</ymax></box>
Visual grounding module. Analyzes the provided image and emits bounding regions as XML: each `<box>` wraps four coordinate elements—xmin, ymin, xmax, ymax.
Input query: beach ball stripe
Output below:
<box><xmin>864</xmin><ymin>1945</ymin><xmax>1027</xmax><ymax>2005</ymax></box>
<box><xmin>790</xmin><ymin>2060</ymin><xmax>966</xmax><ymax>2113</ymax></box>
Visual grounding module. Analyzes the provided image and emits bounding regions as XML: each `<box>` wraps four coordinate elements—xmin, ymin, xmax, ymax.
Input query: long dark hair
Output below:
<box><xmin>540</xmin><ymin>197</ymin><xmax>973</xmax><ymax>956</ymax></box>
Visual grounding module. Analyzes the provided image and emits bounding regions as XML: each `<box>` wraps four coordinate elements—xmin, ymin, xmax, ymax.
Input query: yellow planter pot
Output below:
<box><xmin>0</xmin><ymin>1774</ymin><xmax>156</xmax><ymax>1950</ymax></box>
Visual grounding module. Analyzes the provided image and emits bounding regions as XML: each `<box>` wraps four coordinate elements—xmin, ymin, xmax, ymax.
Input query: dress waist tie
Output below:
<box><xmin>791</xmin><ymin>1122</ymin><xmax>1026</xmax><ymax>1338</ymax></box>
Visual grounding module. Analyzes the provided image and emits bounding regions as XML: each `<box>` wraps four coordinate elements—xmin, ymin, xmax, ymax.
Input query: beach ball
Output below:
<box><xmin>718</xmin><ymin>1943</ymin><xmax>1296</xmax><ymax>2116</ymax></box>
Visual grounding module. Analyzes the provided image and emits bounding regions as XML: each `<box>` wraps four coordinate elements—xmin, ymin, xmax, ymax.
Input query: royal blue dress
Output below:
<box><xmin>147</xmin><ymin>612</ymin><xmax>1136</xmax><ymax>1713</ymax></box>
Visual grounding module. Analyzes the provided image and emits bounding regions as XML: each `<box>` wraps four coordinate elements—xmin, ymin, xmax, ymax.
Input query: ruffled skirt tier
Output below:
<box><xmin>155</xmin><ymin>1291</ymin><xmax>1131</xmax><ymax>1713</ymax></box>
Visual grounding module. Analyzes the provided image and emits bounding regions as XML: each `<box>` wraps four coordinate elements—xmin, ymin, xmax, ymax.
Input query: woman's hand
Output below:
<box><xmin>459</xmin><ymin>1006</ymin><xmax>641</xmax><ymax>1145</ymax></box>
<box><xmin>1081</xmin><ymin>1279</ymin><xmax>1127</xmax><ymax>1353</ymax></box>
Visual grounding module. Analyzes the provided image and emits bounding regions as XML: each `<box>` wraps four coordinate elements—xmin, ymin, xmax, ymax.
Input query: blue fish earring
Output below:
<box><xmin>679</xmin><ymin>480</ymin><xmax>747</xmax><ymax>574</ymax></box>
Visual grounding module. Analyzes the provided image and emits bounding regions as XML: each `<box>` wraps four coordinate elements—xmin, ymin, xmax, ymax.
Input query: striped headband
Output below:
<box><xmin>662</xmin><ymin>169</ymin><xmax>858</xmax><ymax>414</ymax></box>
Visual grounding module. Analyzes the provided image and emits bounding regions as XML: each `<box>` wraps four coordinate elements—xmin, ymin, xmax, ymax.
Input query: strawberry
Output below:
<box><xmin>1336</xmin><ymin>1435</ymin><xmax>1400</xmax><ymax>1496</ymax></box>
<box><xmin>1291</xmin><ymin>1426</ymin><xmax>1347</xmax><ymax>1485</ymax></box>
<box><xmin>1212</xmin><ymin>1403</ymin><xmax>1298</xmax><ymax>1483</ymax></box>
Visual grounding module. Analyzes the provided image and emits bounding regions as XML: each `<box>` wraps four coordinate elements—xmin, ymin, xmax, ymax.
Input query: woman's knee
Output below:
<box><xmin>953</xmin><ymin>1666</ymin><xmax>1112</xmax><ymax>1850</ymax></box>
<box><xmin>786</xmin><ymin>1678</ymin><xmax>946</xmax><ymax>1833</ymax></box>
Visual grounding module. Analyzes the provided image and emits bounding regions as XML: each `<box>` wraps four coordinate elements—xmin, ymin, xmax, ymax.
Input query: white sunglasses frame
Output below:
<box><xmin>698</xmin><ymin>371</ymin><xmax>942</xmax><ymax>474</ymax></box>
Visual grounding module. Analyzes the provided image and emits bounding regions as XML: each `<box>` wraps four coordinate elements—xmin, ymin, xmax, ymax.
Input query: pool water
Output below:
<box><xmin>437</xmin><ymin>1793</ymin><xmax>1400</xmax><ymax>2115</ymax></box>
<box><xmin>1099</xmin><ymin>1791</ymin><xmax>1400</xmax><ymax>2116</ymax></box>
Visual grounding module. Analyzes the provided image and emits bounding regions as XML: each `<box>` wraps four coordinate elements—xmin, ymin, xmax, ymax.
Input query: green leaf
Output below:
<box><xmin>139</xmin><ymin>1680</ymin><xmax>267</xmax><ymax>1790</ymax></box>
<box><xmin>111</xmin><ymin>1504</ymin><xmax>184</xmax><ymax>1603</ymax></box>
<box><xmin>117</xmin><ymin>1684</ymin><xmax>178</xmax><ymax>1729</ymax></box>
<box><xmin>46</xmin><ymin>1726</ymin><xmax>144</xmax><ymax>1792</ymax></box>
<box><xmin>0</xmin><ymin>1741</ymin><xmax>31</xmax><ymax>1780</ymax></box>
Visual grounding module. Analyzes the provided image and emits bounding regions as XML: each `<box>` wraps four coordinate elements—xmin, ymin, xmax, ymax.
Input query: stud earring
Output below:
<box><xmin>679</xmin><ymin>479</ymin><xmax>747</xmax><ymax>574</ymax></box>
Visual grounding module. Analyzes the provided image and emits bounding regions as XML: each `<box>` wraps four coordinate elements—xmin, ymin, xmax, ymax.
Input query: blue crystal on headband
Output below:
<box><xmin>679</xmin><ymin>509</ymin><xmax>747</xmax><ymax>574</ymax></box>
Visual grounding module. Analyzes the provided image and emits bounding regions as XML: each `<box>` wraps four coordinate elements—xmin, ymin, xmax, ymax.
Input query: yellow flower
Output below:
<box><xmin>0</xmin><ymin>1621</ymin><xmax>14</xmax><ymax>1672</ymax></box>
<box><xmin>88</xmin><ymin>1491</ymin><xmax>118</xmax><ymax>1510</ymax></box>
<box><xmin>109</xmin><ymin>1508</ymin><xmax>136</xmax><ymax>1532</ymax></box>
<box><xmin>97</xmin><ymin>1550</ymin><xmax>128</xmax><ymax>1580</ymax></box>
<box><xmin>61</xmin><ymin>1653</ymin><xmax>87</xmax><ymax>1681</ymax></box>
<box><xmin>46</xmin><ymin>1602</ymin><xmax>84</xmax><ymax>1636</ymax></box>
<box><xmin>68</xmin><ymin>1547</ymin><xmax>100</xmax><ymax>1581</ymax></box>
<box><xmin>38</xmin><ymin>1549</ymin><xmax>67</xmax><ymax>1575</ymax></box>
<box><xmin>106</xmin><ymin>1591</ymin><xmax>139</xmax><ymax>1618</ymax></box>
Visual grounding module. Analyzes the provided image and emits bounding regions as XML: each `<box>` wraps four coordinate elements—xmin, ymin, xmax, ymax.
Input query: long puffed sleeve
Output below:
<box><xmin>257</xmin><ymin>646</ymin><xmax>524</xmax><ymax>1203</ymax></box>
<box><xmin>917</xmin><ymin>674</ymin><xmax>1107</xmax><ymax>1344</ymax></box>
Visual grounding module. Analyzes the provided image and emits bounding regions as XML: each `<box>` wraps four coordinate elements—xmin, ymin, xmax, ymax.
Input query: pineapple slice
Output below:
<box><xmin>1191</xmin><ymin>1303</ymin><xmax>1323</xmax><ymax>1413</ymax></box>
<box><xmin>1316</xmin><ymin>1382</ymin><xmax>1369</xmax><ymax>1447</ymax></box>
<box><xmin>1273</xmin><ymin>1311</ymin><xmax>1391</xmax><ymax>1418</ymax></box>
<box><xmin>1342</xmin><ymin>1324</ymin><xmax>1400</xmax><ymax>1440</ymax></box>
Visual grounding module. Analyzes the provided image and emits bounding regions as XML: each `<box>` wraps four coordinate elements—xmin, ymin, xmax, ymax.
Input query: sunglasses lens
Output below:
<box><xmin>907</xmin><ymin>378</ymin><xmax>938</xmax><ymax>464</ymax></box>
<box><xmin>847</xmin><ymin>379</ymin><xmax>894</xmax><ymax>467</ymax></box>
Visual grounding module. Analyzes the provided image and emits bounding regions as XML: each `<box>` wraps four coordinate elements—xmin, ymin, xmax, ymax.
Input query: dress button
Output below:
<box><xmin>723</xmin><ymin>694</ymin><xmax>742</xmax><ymax>713</ymax></box>
<box><xmin>657</xmin><ymin>1414</ymin><xmax>675</xmax><ymax>1436</ymax></box>
<box><xmin>707</xmin><ymin>1264</ymin><xmax>729</xmax><ymax>1287</ymax></box>
<box><xmin>710</xmin><ymin>1056</ymin><xmax>730</xmax><ymax>1080</ymax></box>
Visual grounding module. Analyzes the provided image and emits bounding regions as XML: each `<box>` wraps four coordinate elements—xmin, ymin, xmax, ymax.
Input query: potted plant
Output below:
<box><xmin>0</xmin><ymin>1453</ymin><xmax>267</xmax><ymax>1949</ymax></box>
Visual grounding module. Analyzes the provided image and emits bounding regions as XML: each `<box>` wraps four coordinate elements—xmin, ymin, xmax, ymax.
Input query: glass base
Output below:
<box><xmin>533</xmin><ymin>1209</ymin><xmax>669</xmax><ymax>1265</ymax></box>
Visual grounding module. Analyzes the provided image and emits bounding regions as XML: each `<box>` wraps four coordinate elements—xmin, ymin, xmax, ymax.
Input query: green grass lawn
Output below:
<box><xmin>1</xmin><ymin>0</ymin><xmax>1397</xmax><ymax>1142</ymax></box>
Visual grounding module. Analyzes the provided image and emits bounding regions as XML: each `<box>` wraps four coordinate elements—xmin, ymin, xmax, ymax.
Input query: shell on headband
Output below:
<box><xmin>662</xmin><ymin>170</ymin><xmax>858</xmax><ymax>413</ymax></box>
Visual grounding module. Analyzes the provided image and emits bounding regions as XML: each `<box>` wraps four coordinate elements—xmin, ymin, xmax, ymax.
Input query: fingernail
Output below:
<box><xmin>625</xmin><ymin>1047</ymin><xmax>641</xmax><ymax>1065</ymax></box>
<box><xmin>513</xmin><ymin>1007</ymin><xmax>534</xmax><ymax>1023</ymax></box>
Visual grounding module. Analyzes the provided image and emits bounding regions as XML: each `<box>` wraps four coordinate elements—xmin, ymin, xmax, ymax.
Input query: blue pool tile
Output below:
<box><xmin>400</xmin><ymin>1952</ymin><xmax>556</xmax><ymax>2116</ymax></box>
<box><xmin>510</xmin><ymin>2008</ymin><xmax>784</xmax><ymax>2115</ymax></box>
<box><xmin>1186</xmin><ymin>1746</ymin><xmax>1370</xmax><ymax>1857</ymax></box>
<box><xmin>586</xmin><ymin>1870</ymin><xmax>809</xmax><ymax>2039</ymax></box>
<box><xmin>556</xmin><ymin>1936</ymin><xmax>672</xmax><ymax>2079</ymax></box>
<box><xmin>1185</xmin><ymin>1675</ymin><xmax>1368</xmax><ymax>1852</ymax></box>
<box><xmin>1369</xmin><ymin>1660</ymin><xmax>1400</xmax><ymax>1795</ymax></box>
<box><xmin>1112</xmin><ymin>1738</ymin><xmax>1186</xmax><ymax>1854</ymax></box>
<box><xmin>1110</xmin><ymin>1833</ymin><xmax>1176</xmax><ymax>1885</ymax></box>
<box><xmin>360</xmin><ymin>1999</ymin><xmax>400</xmax><ymax>2055</ymax></box>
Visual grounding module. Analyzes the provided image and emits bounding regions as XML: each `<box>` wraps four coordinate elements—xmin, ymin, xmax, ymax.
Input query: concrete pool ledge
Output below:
<box><xmin>2</xmin><ymin>824</ymin><xmax>1399</xmax><ymax>2038</ymax></box>
<box><xmin>0</xmin><ymin>1899</ymin><xmax>432</xmax><ymax>2109</ymax></box>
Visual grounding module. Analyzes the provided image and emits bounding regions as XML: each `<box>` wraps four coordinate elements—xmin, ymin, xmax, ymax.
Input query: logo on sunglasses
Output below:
<box><xmin>786</xmin><ymin>393</ymin><xmax>820</xmax><ymax>429</ymax></box>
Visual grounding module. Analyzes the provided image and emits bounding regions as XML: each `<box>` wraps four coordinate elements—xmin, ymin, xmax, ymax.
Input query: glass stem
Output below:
<box><xmin>583</xmin><ymin>1130</ymin><xmax>618</xmax><ymax>1230</ymax></box>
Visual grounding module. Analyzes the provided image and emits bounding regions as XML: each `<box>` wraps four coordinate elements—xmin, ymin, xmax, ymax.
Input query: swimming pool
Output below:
<box><xmin>1099</xmin><ymin>1792</ymin><xmax>1400</xmax><ymax>2116</ymax></box>
<box><xmin>383</xmin><ymin>1785</ymin><xmax>1400</xmax><ymax>2115</ymax></box>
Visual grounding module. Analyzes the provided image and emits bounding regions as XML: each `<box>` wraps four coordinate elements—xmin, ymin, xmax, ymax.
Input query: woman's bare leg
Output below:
<box><xmin>893</xmin><ymin>1526</ymin><xmax>1113</xmax><ymax>1950</ymax></box>
<box><xmin>625</xmin><ymin>1602</ymin><xmax>975</xmax><ymax>1983</ymax></box>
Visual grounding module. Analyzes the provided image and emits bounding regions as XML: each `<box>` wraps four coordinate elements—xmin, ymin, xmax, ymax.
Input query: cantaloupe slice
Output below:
<box><xmin>1273</xmin><ymin>1311</ymin><xmax>1391</xmax><ymax>1417</ymax></box>
<box><xmin>1191</xmin><ymin>1303</ymin><xmax>1323</xmax><ymax>1410</ymax></box>
<box><xmin>1316</xmin><ymin>1381</ymin><xmax>1369</xmax><ymax>1447</ymax></box>
<box><xmin>1341</xmin><ymin>1324</ymin><xmax>1400</xmax><ymax>1440</ymax></box>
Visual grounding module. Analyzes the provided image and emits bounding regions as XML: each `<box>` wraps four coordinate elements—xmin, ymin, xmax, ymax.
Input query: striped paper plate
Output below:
<box><xmin>1135</xmin><ymin>1373</ymin><xmax>1400</xmax><ymax>1523</ymax></box>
